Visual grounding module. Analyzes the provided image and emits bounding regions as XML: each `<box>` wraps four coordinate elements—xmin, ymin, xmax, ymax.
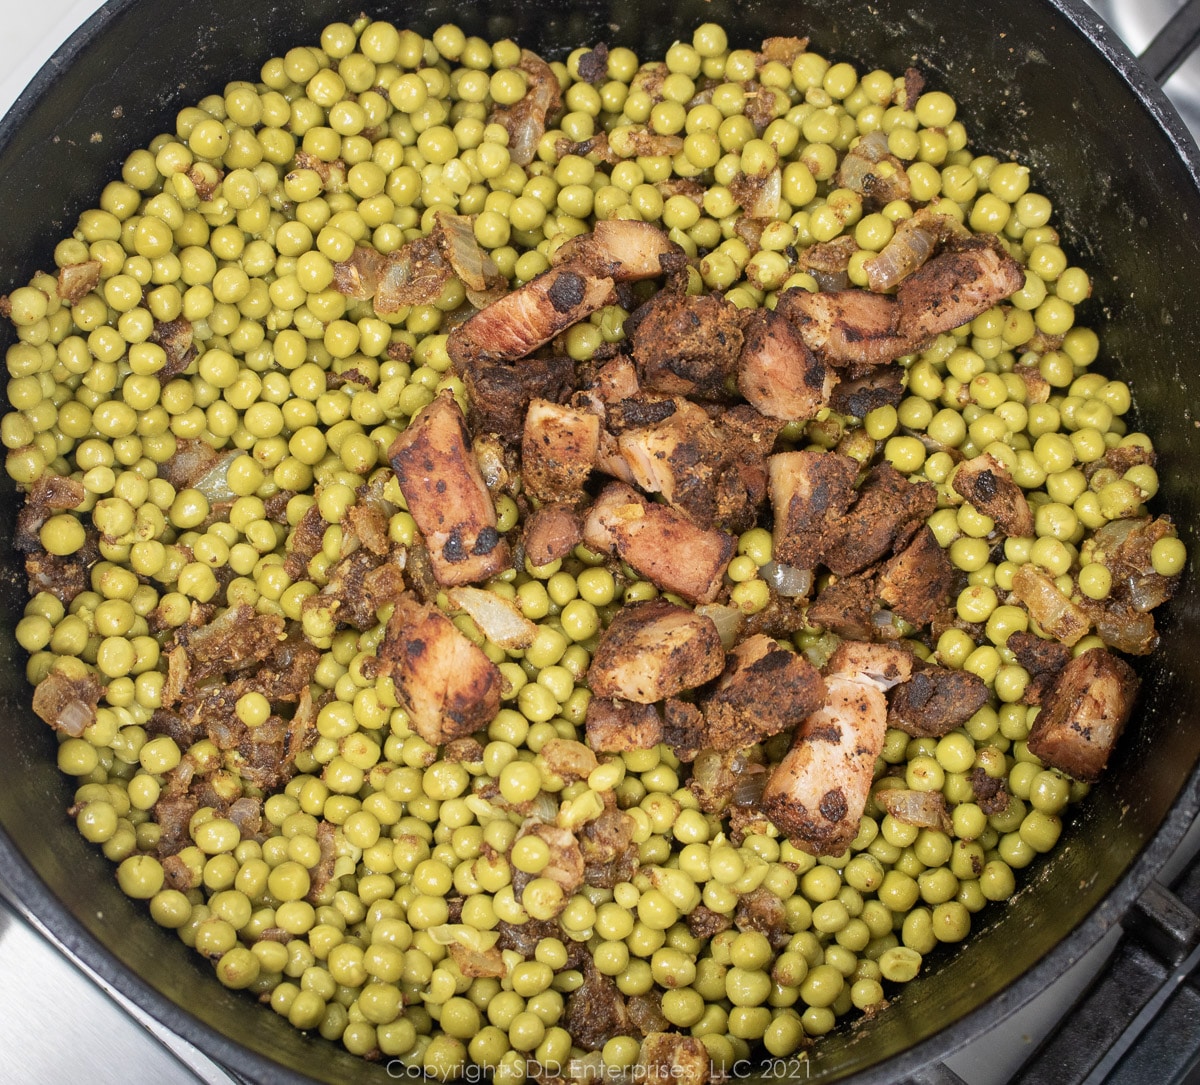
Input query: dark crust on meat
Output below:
<box><xmin>523</xmin><ymin>503</ymin><xmax>584</xmax><ymax>567</ymax></box>
<box><xmin>877</xmin><ymin>525</ymin><xmax>955</xmax><ymax>627</ymax></box>
<box><xmin>829</xmin><ymin>367</ymin><xmax>905</xmax><ymax>418</ymax></box>
<box><xmin>457</xmin><ymin>354</ymin><xmax>577</xmax><ymax>441</ymax></box>
<box><xmin>700</xmin><ymin>635</ymin><xmax>826</xmax><ymax>750</ymax></box>
<box><xmin>769</xmin><ymin>450</ymin><xmax>860</xmax><ymax>570</ymax></box>
<box><xmin>823</xmin><ymin>464</ymin><xmax>938</xmax><ymax>576</ymax></box>
<box><xmin>887</xmin><ymin>664</ymin><xmax>990</xmax><ymax>737</ymax></box>
<box><xmin>1026</xmin><ymin>647</ymin><xmax>1139</xmax><ymax>782</ymax></box>
<box><xmin>807</xmin><ymin>574</ymin><xmax>878</xmax><ymax>640</ymax></box>
<box><xmin>951</xmin><ymin>453</ymin><xmax>1035</xmax><ymax>538</ymax></box>
<box><xmin>630</xmin><ymin>290</ymin><xmax>744</xmax><ymax>397</ymax></box>
<box><xmin>585</xmin><ymin>696</ymin><xmax>664</xmax><ymax>752</ymax></box>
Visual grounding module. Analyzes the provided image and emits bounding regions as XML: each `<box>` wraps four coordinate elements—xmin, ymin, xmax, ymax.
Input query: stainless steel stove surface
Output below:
<box><xmin>1</xmin><ymin>3</ymin><xmax>1199</xmax><ymax>1084</ymax></box>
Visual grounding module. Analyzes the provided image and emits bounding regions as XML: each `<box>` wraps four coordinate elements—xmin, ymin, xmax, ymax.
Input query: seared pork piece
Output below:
<box><xmin>769</xmin><ymin>450</ymin><xmax>860</xmax><ymax>570</ymax></box>
<box><xmin>388</xmin><ymin>392</ymin><xmax>511</xmax><ymax>587</ymax></box>
<box><xmin>521</xmin><ymin>399</ymin><xmax>600</xmax><ymax>504</ymax></box>
<box><xmin>829</xmin><ymin>366</ymin><xmax>905</xmax><ymax>419</ymax></box>
<box><xmin>637</xmin><ymin>1033</ymin><xmax>711</xmax><ymax>1085</ymax></box>
<box><xmin>284</xmin><ymin>501</ymin><xmax>327</xmax><ymax>579</ymax></box>
<box><xmin>1026</xmin><ymin>647</ymin><xmax>1139</xmax><ymax>782</ymax></box>
<box><xmin>806</xmin><ymin>574</ymin><xmax>879</xmax><ymax>640</ymax></box>
<box><xmin>824</xmin><ymin>640</ymin><xmax>914</xmax><ymax>688</ymax></box>
<box><xmin>774</xmin><ymin>287</ymin><xmax>908</xmax><ymax>368</ymax></box>
<box><xmin>447</xmin><ymin>264</ymin><xmax>613</xmax><ymax>366</ymax></box>
<box><xmin>574</xmin><ymin>355</ymin><xmax>641</xmax><ymax>418</ymax></box>
<box><xmin>615</xmin><ymin>398</ymin><xmax>730</xmax><ymax>528</ymax></box>
<box><xmin>552</xmin><ymin>219</ymin><xmax>687</xmax><ymax>281</ymax></box>
<box><xmin>951</xmin><ymin>453</ymin><xmax>1035</xmax><ymax>538</ymax></box>
<box><xmin>1011</xmin><ymin>563</ymin><xmax>1090</xmax><ymax>647</ymax></box>
<box><xmin>874</xmin><ymin>786</ymin><xmax>953</xmax><ymax>832</ymax></box>
<box><xmin>565</xmin><ymin>963</ymin><xmax>633</xmax><ymax>1052</ymax></box>
<box><xmin>630</xmin><ymin>290</ymin><xmax>744</xmax><ymax>397</ymax></box>
<box><xmin>716</xmin><ymin>404</ymin><xmax>781</xmax><ymax>532</ymax></box>
<box><xmin>887</xmin><ymin>663</ymin><xmax>990</xmax><ymax>737</ymax></box>
<box><xmin>737</xmin><ymin>306</ymin><xmax>836</xmax><ymax>421</ymax></box>
<box><xmin>895</xmin><ymin>238</ymin><xmax>1025</xmax><ymax>343</ymax></box>
<box><xmin>375</xmin><ymin>594</ymin><xmax>502</xmax><ymax>745</ymax></box>
<box><xmin>587</xmin><ymin>598</ymin><xmax>725</xmax><ymax>704</ymax></box>
<box><xmin>699</xmin><ymin>634</ymin><xmax>826</xmax><ymax>750</ymax></box>
<box><xmin>150</xmin><ymin>316</ymin><xmax>198</xmax><ymax>379</ymax></box>
<box><xmin>762</xmin><ymin>674</ymin><xmax>889</xmax><ymax>856</ymax></box>
<box><xmin>582</xmin><ymin>482</ymin><xmax>735</xmax><ymax>605</ymax></box>
<box><xmin>522</xmin><ymin>503</ymin><xmax>584</xmax><ymax>567</ymax></box>
<box><xmin>457</xmin><ymin>353</ymin><xmax>576</xmax><ymax>441</ymax></box>
<box><xmin>488</xmin><ymin>49</ymin><xmax>563</xmax><ymax>166</ymax></box>
<box><xmin>1006</xmin><ymin>629</ymin><xmax>1073</xmax><ymax>704</ymax></box>
<box><xmin>586</xmin><ymin>696</ymin><xmax>664</xmax><ymax>751</ymax></box>
<box><xmin>824</xmin><ymin>464</ymin><xmax>938</xmax><ymax>576</ymax></box>
<box><xmin>877</xmin><ymin>525</ymin><xmax>955</xmax><ymax>627</ymax></box>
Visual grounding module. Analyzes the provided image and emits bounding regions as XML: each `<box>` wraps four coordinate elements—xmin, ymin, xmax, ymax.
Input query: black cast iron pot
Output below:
<box><xmin>2</xmin><ymin>0</ymin><xmax>1199</xmax><ymax>1081</ymax></box>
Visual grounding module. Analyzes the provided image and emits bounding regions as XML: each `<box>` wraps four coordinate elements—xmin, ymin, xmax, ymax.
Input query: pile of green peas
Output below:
<box><xmin>2</xmin><ymin>13</ymin><xmax>1187</xmax><ymax>1079</ymax></box>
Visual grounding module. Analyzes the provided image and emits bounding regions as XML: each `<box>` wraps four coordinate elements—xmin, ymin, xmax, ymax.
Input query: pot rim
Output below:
<box><xmin>1</xmin><ymin>0</ymin><xmax>1199</xmax><ymax>1082</ymax></box>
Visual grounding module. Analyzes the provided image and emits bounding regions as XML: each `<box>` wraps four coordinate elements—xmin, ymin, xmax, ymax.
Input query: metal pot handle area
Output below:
<box><xmin>1139</xmin><ymin>0</ymin><xmax>1200</xmax><ymax>83</ymax></box>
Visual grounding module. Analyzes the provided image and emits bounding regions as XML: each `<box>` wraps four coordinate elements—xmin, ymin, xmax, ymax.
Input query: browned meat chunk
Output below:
<box><xmin>887</xmin><ymin>664</ymin><xmax>990</xmax><ymax>737</ymax></box>
<box><xmin>699</xmin><ymin>634</ymin><xmax>826</xmax><ymax>750</ymax></box>
<box><xmin>637</xmin><ymin>1033</ymin><xmax>711</xmax><ymax>1085</ymax></box>
<box><xmin>521</xmin><ymin>399</ymin><xmax>600</xmax><ymax>504</ymax></box>
<box><xmin>1026</xmin><ymin>647</ymin><xmax>1139</xmax><ymax>782</ymax></box>
<box><xmin>768</xmin><ymin>450</ymin><xmax>859</xmax><ymax>570</ymax></box>
<box><xmin>552</xmin><ymin>219</ymin><xmax>687</xmax><ymax>281</ymax></box>
<box><xmin>375</xmin><ymin>594</ymin><xmax>502</xmax><ymax>745</ymax></box>
<box><xmin>565</xmin><ymin>963</ymin><xmax>632</xmax><ymax>1051</ymax></box>
<box><xmin>586</xmin><ymin>697</ymin><xmax>664</xmax><ymax>751</ymax></box>
<box><xmin>774</xmin><ymin>287</ymin><xmax>907</xmax><ymax>368</ymax></box>
<box><xmin>283</xmin><ymin>501</ymin><xmax>327</xmax><ymax>580</ymax></box>
<box><xmin>630</xmin><ymin>290</ymin><xmax>744</xmax><ymax>397</ymax></box>
<box><xmin>687</xmin><ymin>905</ymin><xmax>733</xmax><ymax>939</ymax></box>
<box><xmin>877</xmin><ymin>525</ymin><xmax>955</xmax><ymax>627</ymax></box>
<box><xmin>304</xmin><ymin>547</ymin><xmax>394</xmax><ymax>630</ymax></box>
<box><xmin>874</xmin><ymin>787</ymin><xmax>953</xmax><ymax>832</ymax></box>
<box><xmin>57</xmin><ymin>259</ymin><xmax>102</xmax><ymax>304</ymax></box>
<box><xmin>807</xmin><ymin>574</ymin><xmax>879</xmax><ymax>641</ymax></box>
<box><xmin>1011</xmin><ymin>563</ymin><xmax>1090</xmax><ymax>647</ymax></box>
<box><xmin>31</xmin><ymin>669</ymin><xmax>105</xmax><ymax>737</ymax></box>
<box><xmin>952</xmin><ymin>453</ymin><xmax>1035</xmax><ymax>537</ymax></box>
<box><xmin>761</xmin><ymin>674</ymin><xmax>888</xmax><ymax>856</ymax></box>
<box><xmin>829</xmin><ymin>366</ymin><xmax>905</xmax><ymax>418</ymax></box>
<box><xmin>575</xmin><ymin>355</ymin><xmax>641</xmax><ymax>417</ymax></box>
<box><xmin>825</xmin><ymin>464</ymin><xmax>938</xmax><ymax>576</ymax></box>
<box><xmin>150</xmin><ymin>317</ymin><xmax>198</xmax><ymax>379</ymax></box>
<box><xmin>458</xmin><ymin>354</ymin><xmax>576</xmax><ymax>440</ymax></box>
<box><xmin>896</xmin><ymin>238</ymin><xmax>1025</xmax><ymax>343</ymax></box>
<box><xmin>388</xmin><ymin>392</ymin><xmax>511</xmax><ymax>587</ymax></box>
<box><xmin>522</xmin><ymin>504</ymin><xmax>584</xmax><ymax>567</ymax></box>
<box><xmin>970</xmin><ymin>767</ymin><xmax>1010</xmax><ymax>815</ymax></box>
<box><xmin>842</xmin><ymin>467</ymin><xmax>940</xmax><ymax>574</ymax></box>
<box><xmin>582</xmin><ymin>482</ymin><xmax>735</xmax><ymax>605</ymax></box>
<box><xmin>737</xmin><ymin>306</ymin><xmax>835</xmax><ymax>421</ymax></box>
<box><xmin>662</xmin><ymin>698</ymin><xmax>706</xmax><ymax>763</ymax></box>
<box><xmin>447</xmin><ymin>264</ymin><xmax>613</xmax><ymax>365</ymax></box>
<box><xmin>588</xmin><ymin>598</ymin><xmax>725</xmax><ymax>704</ymax></box>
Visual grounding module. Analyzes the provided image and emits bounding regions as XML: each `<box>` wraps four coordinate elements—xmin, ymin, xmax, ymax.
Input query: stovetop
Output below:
<box><xmin>1</xmin><ymin>2</ymin><xmax>1199</xmax><ymax>1084</ymax></box>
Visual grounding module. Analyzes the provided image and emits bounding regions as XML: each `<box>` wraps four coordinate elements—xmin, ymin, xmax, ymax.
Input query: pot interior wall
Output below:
<box><xmin>2</xmin><ymin>1</ymin><xmax>1199</xmax><ymax>1082</ymax></box>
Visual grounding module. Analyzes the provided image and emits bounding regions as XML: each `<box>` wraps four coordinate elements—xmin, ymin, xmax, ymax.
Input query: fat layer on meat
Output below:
<box><xmin>587</xmin><ymin>598</ymin><xmax>725</xmax><ymax>704</ymax></box>
<box><xmin>582</xmin><ymin>482</ymin><xmax>735</xmax><ymax>604</ymax></box>
<box><xmin>1026</xmin><ymin>647</ymin><xmax>1138</xmax><ymax>782</ymax></box>
<box><xmin>376</xmin><ymin>594</ymin><xmax>502</xmax><ymax>745</ymax></box>
<box><xmin>552</xmin><ymin>219</ymin><xmax>688</xmax><ymax>281</ymax></box>
<box><xmin>762</xmin><ymin>674</ymin><xmax>888</xmax><ymax>856</ymax></box>
<box><xmin>951</xmin><ymin>453</ymin><xmax>1035</xmax><ymax>538</ymax></box>
<box><xmin>736</xmin><ymin>306</ymin><xmax>836</xmax><ymax>421</ymax></box>
<box><xmin>769</xmin><ymin>450</ymin><xmax>860</xmax><ymax>570</ymax></box>
<box><xmin>521</xmin><ymin>399</ymin><xmax>600</xmax><ymax>504</ymax></box>
<box><xmin>387</xmin><ymin>391</ymin><xmax>511</xmax><ymax>587</ymax></box>
<box><xmin>447</xmin><ymin>264</ymin><xmax>613</xmax><ymax>365</ymax></box>
<box><xmin>699</xmin><ymin>634</ymin><xmax>826</xmax><ymax>750</ymax></box>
